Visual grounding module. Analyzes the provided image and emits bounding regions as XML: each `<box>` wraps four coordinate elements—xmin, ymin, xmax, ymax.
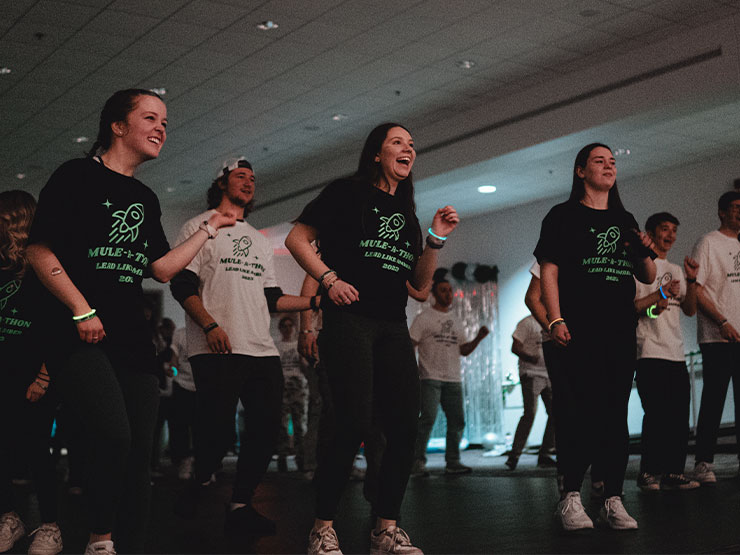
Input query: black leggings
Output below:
<box><xmin>189</xmin><ymin>354</ymin><xmax>283</xmax><ymax>504</ymax></box>
<box><xmin>0</xmin><ymin>373</ymin><xmax>58</xmax><ymax>523</ymax></box>
<box><xmin>56</xmin><ymin>344</ymin><xmax>159</xmax><ymax>552</ymax></box>
<box><xmin>315</xmin><ymin>310</ymin><xmax>419</xmax><ymax>521</ymax></box>
<box><xmin>549</xmin><ymin>329</ymin><xmax>635</xmax><ymax>497</ymax></box>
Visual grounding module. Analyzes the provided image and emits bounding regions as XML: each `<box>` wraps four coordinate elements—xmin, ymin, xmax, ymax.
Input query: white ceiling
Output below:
<box><xmin>2</xmin><ymin>0</ymin><xmax>740</xmax><ymax>229</ymax></box>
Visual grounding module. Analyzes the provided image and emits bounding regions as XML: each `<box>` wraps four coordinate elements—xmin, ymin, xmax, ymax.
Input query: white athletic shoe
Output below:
<box><xmin>28</xmin><ymin>523</ymin><xmax>63</xmax><ymax>555</ymax></box>
<box><xmin>308</xmin><ymin>526</ymin><xmax>342</xmax><ymax>555</ymax></box>
<box><xmin>555</xmin><ymin>492</ymin><xmax>594</xmax><ymax>531</ymax></box>
<box><xmin>599</xmin><ymin>496</ymin><xmax>638</xmax><ymax>530</ymax></box>
<box><xmin>0</xmin><ymin>511</ymin><xmax>25</xmax><ymax>552</ymax></box>
<box><xmin>84</xmin><ymin>539</ymin><xmax>117</xmax><ymax>555</ymax></box>
<box><xmin>370</xmin><ymin>526</ymin><xmax>423</xmax><ymax>555</ymax></box>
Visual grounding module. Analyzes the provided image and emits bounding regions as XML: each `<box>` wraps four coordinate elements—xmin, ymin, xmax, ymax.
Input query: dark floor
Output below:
<box><xmin>9</xmin><ymin>447</ymin><xmax>740</xmax><ymax>554</ymax></box>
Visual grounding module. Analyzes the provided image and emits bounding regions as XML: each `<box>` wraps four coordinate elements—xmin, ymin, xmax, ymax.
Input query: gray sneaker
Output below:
<box><xmin>370</xmin><ymin>526</ymin><xmax>423</xmax><ymax>555</ymax></box>
<box><xmin>0</xmin><ymin>511</ymin><xmax>25</xmax><ymax>552</ymax></box>
<box><xmin>445</xmin><ymin>462</ymin><xmax>472</xmax><ymax>475</ymax></box>
<box><xmin>599</xmin><ymin>496</ymin><xmax>638</xmax><ymax>530</ymax></box>
<box><xmin>28</xmin><ymin>523</ymin><xmax>63</xmax><ymax>555</ymax></box>
<box><xmin>308</xmin><ymin>526</ymin><xmax>342</xmax><ymax>555</ymax></box>
<box><xmin>693</xmin><ymin>462</ymin><xmax>717</xmax><ymax>485</ymax></box>
<box><xmin>637</xmin><ymin>472</ymin><xmax>660</xmax><ymax>492</ymax></box>
<box><xmin>555</xmin><ymin>492</ymin><xmax>594</xmax><ymax>531</ymax></box>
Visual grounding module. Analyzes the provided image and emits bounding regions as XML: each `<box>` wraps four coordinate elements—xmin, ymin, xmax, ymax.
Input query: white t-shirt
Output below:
<box><xmin>276</xmin><ymin>338</ymin><xmax>304</xmax><ymax>381</ymax></box>
<box><xmin>177</xmin><ymin>210</ymin><xmax>279</xmax><ymax>358</ymax></box>
<box><xmin>170</xmin><ymin>327</ymin><xmax>196</xmax><ymax>392</ymax></box>
<box><xmin>512</xmin><ymin>315</ymin><xmax>548</xmax><ymax>378</ymax></box>
<box><xmin>692</xmin><ymin>230</ymin><xmax>740</xmax><ymax>344</ymax></box>
<box><xmin>409</xmin><ymin>307</ymin><xmax>465</xmax><ymax>382</ymax></box>
<box><xmin>529</xmin><ymin>260</ymin><xmax>551</xmax><ymax>343</ymax></box>
<box><xmin>634</xmin><ymin>258</ymin><xmax>686</xmax><ymax>361</ymax></box>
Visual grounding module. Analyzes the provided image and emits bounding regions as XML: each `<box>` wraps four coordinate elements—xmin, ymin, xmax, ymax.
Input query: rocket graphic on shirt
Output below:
<box><xmin>378</xmin><ymin>213</ymin><xmax>406</xmax><ymax>240</ymax></box>
<box><xmin>0</xmin><ymin>280</ymin><xmax>21</xmax><ymax>311</ymax></box>
<box><xmin>596</xmin><ymin>226</ymin><xmax>621</xmax><ymax>255</ymax></box>
<box><xmin>233</xmin><ymin>236</ymin><xmax>252</xmax><ymax>257</ymax></box>
<box><xmin>109</xmin><ymin>203</ymin><xmax>145</xmax><ymax>244</ymax></box>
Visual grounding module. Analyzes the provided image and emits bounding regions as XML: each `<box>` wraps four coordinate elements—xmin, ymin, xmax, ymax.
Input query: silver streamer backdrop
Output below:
<box><xmin>410</xmin><ymin>279</ymin><xmax>504</xmax><ymax>447</ymax></box>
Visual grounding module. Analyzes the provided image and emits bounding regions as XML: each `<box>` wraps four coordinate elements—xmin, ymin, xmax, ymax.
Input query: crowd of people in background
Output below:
<box><xmin>1</xmin><ymin>88</ymin><xmax>739</xmax><ymax>555</ymax></box>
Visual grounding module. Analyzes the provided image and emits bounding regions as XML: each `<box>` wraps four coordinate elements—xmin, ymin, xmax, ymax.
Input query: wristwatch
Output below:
<box><xmin>199</xmin><ymin>220</ymin><xmax>218</xmax><ymax>239</ymax></box>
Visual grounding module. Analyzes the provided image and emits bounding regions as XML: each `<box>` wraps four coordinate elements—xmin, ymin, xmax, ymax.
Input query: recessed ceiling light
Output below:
<box><xmin>0</xmin><ymin>67</ymin><xmax>11</xmax><ymax>75</ymax></box>
<box><xmin>579</xmin><ymin>9</ymin><xmax>600</xmax><ymax>17</ymax></box>
<box><xmin>257</xmin><ymin>20</ymin><xmax>279</xmax><ymax>30</ymax></box>
<box><xmin>331</xmin><ymin>113</ymin><xmax>347</xmax><ymax>121</ymax></box>
<box><xmin>457</xmin><ymin>60</ymin><xmax>476</xmax><ymax>69</ymax></box>
<box><xmin>16</xmin><ymin>173</ymin><xmax>26</xmax><ymax>180</ymax></box>
<box><xmin>166</xmin><ymin>186</ymin><xmax>176</xmax><ymax>193</ymax></box>
<box><xmin>149</xmin><ymin>87</ymin><xmax>166</xmax><ymax>96</ymax></box>
<box><xmin>73</xmin><ymin>136</ymin><xmax>89</xmax><ymax>143</ymax></box>
<box><xmin>614</xmin><ymin>148</ymin><xmax>631</xmax><ymax>156</ymax></box>
<box><xmin>477</xmin><ymin>185</ymin><xmax>497</xmax><ymax>193</ymax></box>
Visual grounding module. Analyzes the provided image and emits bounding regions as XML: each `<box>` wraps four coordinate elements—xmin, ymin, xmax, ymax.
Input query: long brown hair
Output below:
<box><xmin>0</xmin><ymin>190</ymin><xmax>37</xmax><ymax>279</ymax></box>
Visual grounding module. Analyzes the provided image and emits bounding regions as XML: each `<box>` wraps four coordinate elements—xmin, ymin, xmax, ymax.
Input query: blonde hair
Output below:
<box><xmin>0</xmin><ymin>190</ymin><xmax>37</xmax><ymax>279</ymax></box>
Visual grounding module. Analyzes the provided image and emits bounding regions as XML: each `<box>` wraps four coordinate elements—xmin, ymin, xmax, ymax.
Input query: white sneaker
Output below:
<box><xmin>370</xmin><ymin>526</ymin><xmax>423</xmax><ymax>555</ymax></box>
<box><xmin>28</xmin><ymin>523</ymin><xmax>63</xmax><ymax>555</ymax></box>
<box><xmin>599</xmin><ymin>496</ymin><xmax>638</xmax><ymax>530</ymax></box>
<box><xmin>0</xmin><ymin>511</ymin><xmax>25</xmax><ymax>552</ymax></box>
<box><xmin>308</xmin><ymin>526</ymin><xmax>342</xmax><ymax>555</ymax></box>
<box><xmin>555</xmin><ymin>492</ymin><xmax>594</xmax><ymax>531</ymax></box>
<box><xmin>177</xmin><ymin>456</ymin><xmax>195</xmax><ymax>480</ymax></box>
<box><xmin>84</xmin><ymin>540</ymin><xmax>117</xmax><ymax>555</ymax></box>
<box><xmin>693</xmin><ymin>461</ymin><xmax>717</xmax><ymax>485</ymax></box>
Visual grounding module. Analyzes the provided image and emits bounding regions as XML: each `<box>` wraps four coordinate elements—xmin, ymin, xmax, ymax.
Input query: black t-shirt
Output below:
<box><xmin>296</xmin><ymin>178</ymin><xmax>422</xmax><ymax>321</ymax></box>
<box><xmin>28</xmin><ymin>158</ymin><xmax>170</xmax><ymax>369</ymax></box>
<box><xmin>534</xmin><ymin>200</ymin><xmax>639</xmax><ymax>334</ymax></box>
<box><xmin>0</xmin><ymin>268</ymin><xmax>60</xmax><ymax>379</ymax></box>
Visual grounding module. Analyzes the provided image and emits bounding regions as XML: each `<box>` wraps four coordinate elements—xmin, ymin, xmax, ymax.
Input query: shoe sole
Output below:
<box><xmin>597</xmin><ymin>517</ymin><xmax>638</xmax><ymax>530</ymax></box>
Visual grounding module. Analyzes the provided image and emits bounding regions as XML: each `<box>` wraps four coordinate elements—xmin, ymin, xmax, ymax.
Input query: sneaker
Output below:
<box><xmin>224</xmin><ymin>504</ymin><xmax>276</xmax><ymax>537</ymax></box>
<box><xmin>660</xmin><ymin>473</ymin><xmax>700</xmax><ymax>491</ymax></box>
<box><xmin>370</xmin><ymin>525</ymin><xmax>422</xmax><ymax>555</ymax></box>
<box><xmin>599</xmin><ymin>496</ymin><xmax>638</xmax><ymax>530</ymax></box>
<box><xmin>555</xmin><ymin>492</ymin><xmax>593</xmax><ymax>531</ymax></box>
<box><xmin>591</xmin><ymin>480</ymin><xmax>605</xmax><ymax>499</ymax></box>
<box><xmin>693</xmin><ymin>462</ymin><xmax>717</xmax><ymax>485</ymax></box>
<box><xmin>445</xmin><ymin>462</ymin><xmax>472</xmax><ymax>475</ymax></box>
<box><xmin>637</xmin><ymin>472</ymin><xmax>660</xmax><ymax>492</ymax></box>
<box><xmin>84</xmin><ymin>540</ymin><xmax>116</xmax><ymax>555</ymax></box>
<box><xmin>410</xmin><ymin>460</ymin><xmax>429</xmax><ymax>478</ymax></box>
<box><xmin>537</xmin><ymin>455</ymin><xmax>557</xmax><ymax>468</ymax></box>
<box><xmin>308</xmin><ymin>525</ymin><xmax>342</xmax><ymax>555</ymax></box>
<box><xmin>177</xmin><ymin>456</ymin><xmax>194</xmax><ymax>481</ymax></box>
<box><xmin>28</xmin><ymin>523</ymin><xmax>63</xmax><ymax>555</ymax></box>
<box><xmin>0</xmin><ymin>511</ymin><xmax>25</xmax><ymax>552</ymax></box>
<box><xmin>505</xmin><ymin>456</ymin><xmax>518</xmax><ymax>471</ymax></box>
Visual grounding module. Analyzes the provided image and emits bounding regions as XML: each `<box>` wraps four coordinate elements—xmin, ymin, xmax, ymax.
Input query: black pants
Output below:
<box><xmin>695</xmin><ymin>342</ymin><xmax>740</xmax><ymax>463</ymax></box>
<box><xmin>56</xmin><ymin>344</ymin><xmax>159</xmax><ymax>553</ymax></box>
<box><xmin>0</xmin><ymin>372</ymin><xmax>58</xmax><ymax>523</ymax></box>
<box><xmin>548</xmin><ymin>329</ymin><xmax>635</xmax><ymax>497</ymax></box>
<box><xmin>190</xmin><ymin>354</ymin><xmax>282</xmax><ymax>504</ymax></box>
<box><xmin>315</xmin><ymin>310</ymin><xmax>419</xmax><ymax>521</ymax></box>
<box><xmin>636</xmin><ymin>358</ymin><xmax>690</xmax><ymax>475</ymax></box>
<box><xmin>169</xmin><ymin>382</ymin><xmax>197</xmax><ymax>464</ymax></box>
